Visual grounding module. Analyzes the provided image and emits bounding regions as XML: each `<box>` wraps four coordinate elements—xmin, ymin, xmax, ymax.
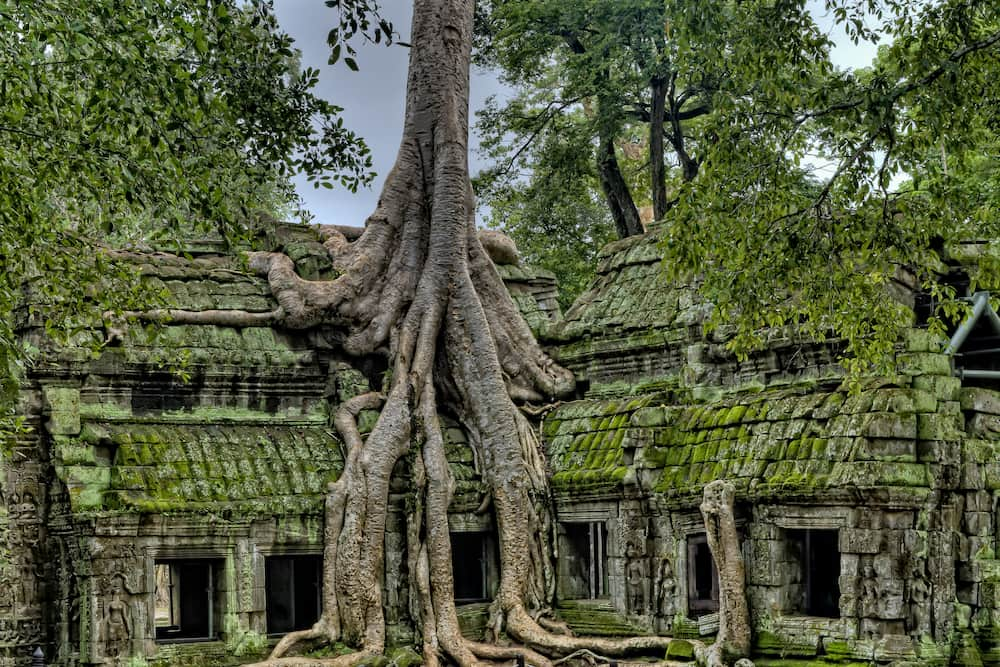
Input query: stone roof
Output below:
<box><xmin>28</xmin><ymin>225</ymin><xmax>546</xmax><ymax>518</ymax></box>
<box><xmin>547</xmin><ymin>230</ymin><xmax>844</xmax><ymax>396</ymax></box>
<box><xmin>63</xmin><ymin>422</ymin><xmax>344</xmax><ymax>515</ymax></box>
<box><xmin>543</xmin><ymin>328</ymin><xmax>967</xmax><ymax>503</ymax></box>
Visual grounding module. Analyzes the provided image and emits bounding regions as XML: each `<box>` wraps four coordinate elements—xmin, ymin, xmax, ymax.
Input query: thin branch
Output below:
<box><xmin>496</xmin><ymin>97</ymin><xmax>582</xmax><ymax>176</ymax></box>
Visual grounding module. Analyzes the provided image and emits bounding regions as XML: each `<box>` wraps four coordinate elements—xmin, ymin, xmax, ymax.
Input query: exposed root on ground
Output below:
<box><xmin>240</xmin><ymin>650</ymin><xmax>376</xmax><ymax>667</ymax></box>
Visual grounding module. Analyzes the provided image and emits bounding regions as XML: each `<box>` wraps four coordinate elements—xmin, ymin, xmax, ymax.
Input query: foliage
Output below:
<box><xmin>660</xmin><ymin>0</ymin><xmax>1000</xmax><ymax>373</ymax></box>
<box><xmin>475</xmin><ymin>0</ymin><xmax>833</xmax><ymax>236</ymax></box>
<box><xmin>476</xmin><ymin>107</ymin><xmax>616</xmax><ymax>309</ymax></box>
<box><xmin>0</xmin><ymin>0</ymin><xmax>376</xmax><ymax>435</ymax></box>
<box><xmin>474</xmin><ymin>0</ymin><xmax>835</xmax><ymax>310</ymax></box>
<box><xmin>478</xmin><ymin>0</ymin><xmax>1000</xmax><ymax>375</ymax></box>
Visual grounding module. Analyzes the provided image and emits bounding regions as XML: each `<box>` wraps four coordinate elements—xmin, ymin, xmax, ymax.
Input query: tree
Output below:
<box><xmin>474</xmin><ymin>114</ymin><xmax>617</xmax><ymax>310</ymax></box>
<box><xmin>659</xmin><ymin>0</ymin><xmax>1000</xmax><ymax>373</ymax></box>
<box><xmin>129</xmin><ymin>1</ymin><xmax>1000</xmax><ymax>666</ymax></box>
<box><xmin>475</xmin><ymin>0</ymin><xmax>834</xmax><ymax>239</ymax></box>
<box><xmin>115</xmin><ymin>1</ymin><xmax>738</xmax><ymax>666</ymax></box>
<box><xmin>12</xmin><ymin>0</ymin><xmax>1000</xmax><ymax>666</ymax></box>
<box><xmin>0</xmin><ymin>0</ymin><xmax>373</xmax><ymax>439</ymax></box>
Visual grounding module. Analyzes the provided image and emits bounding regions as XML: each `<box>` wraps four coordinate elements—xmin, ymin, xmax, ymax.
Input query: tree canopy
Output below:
<box><xmin>473</xmin><ymin>0</ymin><xmax>836</xmax><ymax>303</ymax></box>
<box><xmin>477</xmin><ymin>0</ymin><xmax>1000</xmax><ymax>371</ymax></box>
<box><xmin>0</xmin><ymin>0</ymin><xmax>374</xmax><ymax>436</ymax></box>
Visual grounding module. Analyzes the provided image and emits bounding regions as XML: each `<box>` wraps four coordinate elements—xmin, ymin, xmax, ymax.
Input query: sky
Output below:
<box><xmin>273</xmin><ymin>1</ymin><xmax>883</xmax><ymax>226</ymax></box>
<box><xmin>273</xmin><ymin>2</ymin><xmax>509</xmax><ymax>226</ymax></box>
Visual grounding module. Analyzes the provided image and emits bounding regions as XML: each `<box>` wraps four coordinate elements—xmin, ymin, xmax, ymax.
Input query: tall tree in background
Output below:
<box><xmin>475</xmin><ymin>0</ymin><xmax>834</xmax><ymax>238</ymax></box>
<box><xmin>661</xmin><ymin>1</ymin><xmax>1000</xmax><ymax>371</ymax></box>
<box><xmin>478</xmin><ymin>0</ymin><xmax>1000</xmax><ymax>372</ymax></box>
<box><xmin>474</xmin><ymin>0</ymin><xmax>835</xmax><ymax>305</ymax></box>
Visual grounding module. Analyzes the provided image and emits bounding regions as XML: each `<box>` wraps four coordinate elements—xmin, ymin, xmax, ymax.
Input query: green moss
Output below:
<box><xmin>556</xmin><ymin>601</ymin><xmax>649</xmax><ymax>637</ymax></box>
<box><xmin>753</xmin><ymin>661</ymin><xmax>871</xmax><ymax>667</ymax></box>
<box><xmin>386</xmin><ymin>647</ymin><xmax>423</xmax><ymax>667</ymax></box>
<box><xmin>664</xmin><ymin>639</ymin><xmax>696</xmax><ymax>661</ymax></box>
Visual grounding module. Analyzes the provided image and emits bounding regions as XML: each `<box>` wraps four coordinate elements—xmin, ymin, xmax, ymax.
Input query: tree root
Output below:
<box><xmin>505</xmin><ymin>606</ymin><xmax>700</xmax><ymax>659</ymax></box>
<box><xmin>551</xmin><ymin>648</ymin><xmax>697</xmax><ymax>667</ymax></box>
<box><xmin>240</xmin><ymin>650</ymin><xmax>376</xmax><ymax>667</ymax></box>
<box><xmin>213</xmin><ymin>2</ymin><xmax>756</xmax><ymax>666</ymax></box>
<box><xmin>465</xmin><ymin>639</ymin><xmax>553</xmax><ymax>667</ymax></box>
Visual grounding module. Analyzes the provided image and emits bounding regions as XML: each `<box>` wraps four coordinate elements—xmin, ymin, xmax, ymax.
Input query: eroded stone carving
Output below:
<box><xmin>97</xmin><ymin>574</ymin><xmax>132</xmax><ymax>660</ymax></box>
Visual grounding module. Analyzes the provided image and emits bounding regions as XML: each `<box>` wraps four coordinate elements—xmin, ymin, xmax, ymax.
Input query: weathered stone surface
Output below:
<box><xmin>13</xmin><ymin>235</ymin><xmax>1000</xmax><ymax>667</ymax></box>
<box><xmin>961</xmin><ymin>387</ymin><xmax>1000</xmax><ymax>415</ymax></box>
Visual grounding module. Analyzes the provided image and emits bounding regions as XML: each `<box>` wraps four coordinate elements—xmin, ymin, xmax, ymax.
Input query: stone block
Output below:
<box><xmin>43</xmin><ymin>386</ymin><xmax>81</xmax><ymax>435</ymax></box>
<box><xmin>970</xmin><ymin>535</ymin><xmax>992</xmax><ymax>559</ymax></box>
<box><xmin>961</xmin><ymin>387</ymin><xmax>1000</xmax><ymax>415</ymax></box>
<box><xmin>958</xmin><ymin>561</ymin><xmax>983</xmax><ymax>585</ymax></box>
<box><xmin>874</xmin><ymin>634</ymin><xmax>917</xmax><ymax>661</ymax></box>
<box><xmin>813</xmin><ymin>392</ymin><xmax>846</xmax><ymax>419</ymax></box>
<box><xmin>841</xmin><ymin>554</ymin><xmax>860</xmax><ymax>576</ymax></box>
<box><xmin>917</xmin><ymin>439</ymin><xmax>959</xmax><ymax>465</ymax></box>
<box><xmin>981</xmin><ymin>581</ymin><xmax>1000</xmax><ymax>608</ymax></box>
<box><xmin>967</xmin><ymin>413</ymin><xmax>1000</xmax><ymax>438</ymax></box>
<box><xmin>749</xmin><ymin>540</ymin><xmax>781</xmax><ymax>585</ymax></box>
<box><xmin>930</xmin><ymin>464</ymin><xmax>961</xmax><ymax>490</ymax></box>
<box><xmin>912</xmin><ymin>374</ymin><xmax>962</xmax><ymax>401</ymax></box>
<box><xmin>56</xmin><ymin>438</ymin><xmax>96</xmax><ymax>466</ymax></box>
<box><xmin>983</xmin><ymin>463</ymin><xmax>1000</xmax><ymax>490</ymax></box>
<box><xmin>860</xmin><ymin>438</ymin><xmax>916</xmax><ymax>461</ymax></box>
<box><xmin>964</xmin><ymin>511</ymin><xmax>992</xmax><ymax>536</ymax></box>
<box><xmin>903</xmin><ymin>529</ymin><xmax>927</xmax><ymax>555</ymax></box>
<box><xmin>879</xmin><ymin>594</ymin><xmax>906</xmax><ymax>620</ymax></box>
<box><xmin>963</xmin><ymin>462</ymin><xmax>984</xmax><ymax>489</ymax></box>
<box><xmin>905</xmin><ymin>328</ymin><xmax>947</xmax><ymax>353</ymax></box>
<box><xmin>897</xmin><ymin>352</ymin><xmax>952</xmax><ymax>377</ymax></box>
<box><xmin>633</xmin><ymin>406</ymin><xmax>666</xmax><ymax>428</ymax></box>
<box><xmin>883</xmin><ymin>511</ymin><xmax>915</xmax><ymax>529</ymax></box>
<box><xmin>957</xmin><ymin>582</ymin><xmax>980</xmax><ymax>606</ymax></box>
<box><xmin>918</xmin><ymin>413</ymin><xmax>965</xmax><ymax>441</ymax></box>
<box><xmin>840</xmin><ymin>528</ymin><xmax>883</xmax><ymax>554</ymax></box>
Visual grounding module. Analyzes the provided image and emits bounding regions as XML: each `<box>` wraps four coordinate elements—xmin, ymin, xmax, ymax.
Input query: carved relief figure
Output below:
<box><xmin>656</xmin><ymin>556</ymin><xmax>677</xmax><ymax>618</ymax></box>
<box><xmin>907</xmin><ymin>564</ymin><xmax>932</xmax><ymax>639</ymax></box>
<box><xmin>625</xmin><ymin>543</ymin><xmax>645</xmax><ymax>614</ymax></box>
<box><xmin>860</xmin><ymin>563</ymin><xmax>880</xmax><ymax>618</ymax></box>
<box><xmin>98</xmin><ymin>575</ymin><xmax>132</xmax><ymax>659</ymax></box>
<box><xmin>18</xmin><ymin>556</ymin><xmax>40</xmax><ymax>614</ymax></box>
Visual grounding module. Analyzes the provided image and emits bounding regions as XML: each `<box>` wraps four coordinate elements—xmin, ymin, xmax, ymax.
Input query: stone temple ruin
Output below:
<box><xmin>6</xmin><ymin>224</ymin><xmax>1000</xmax><ymax>666</ymax></box>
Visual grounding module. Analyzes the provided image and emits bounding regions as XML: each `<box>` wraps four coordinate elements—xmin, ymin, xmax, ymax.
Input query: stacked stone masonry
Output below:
<box><xmin>4</xmin><ymin>226</ymin><xmax>1000</xmax><ymax>666</ymax></box>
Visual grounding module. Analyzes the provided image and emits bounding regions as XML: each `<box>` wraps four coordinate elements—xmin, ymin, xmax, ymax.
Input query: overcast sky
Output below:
<box><xmin>273</xmin><ymin>1</ymin><xmax>881</xmax><ymax>226</ymax></box>
<box><xmin>273</xmin><ymin>2</ymin><xmax>508</xmax><ymax>226</ymax></box>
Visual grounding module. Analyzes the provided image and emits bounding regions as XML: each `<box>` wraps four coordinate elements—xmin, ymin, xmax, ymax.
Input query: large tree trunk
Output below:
<box><xmin>596</xmin><ymin>133</ymin><xmax>644</xmax><ymax>238</ymax></box>
<box><xmin>650</xmin><ymin>76</ymin><xmax>670</xmax><ymax>223</ymax></box>
<box><xmin>700</xmin><ymin>481</ymin><xmax>751</xmax><ymax>667</ymax></box>
<box><xmin>596</xmin><ymin>90</ymin><xmax>644</xmax><ymax>239</ymax></box>
<box><xmin>133</xmin><ymin>1</ymin><xmax>744</xmax><ymax>664</ymax></box>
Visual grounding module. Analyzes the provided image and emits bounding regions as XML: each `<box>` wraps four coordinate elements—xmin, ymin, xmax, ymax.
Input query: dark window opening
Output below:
<box><xmin>266</xmin><ymin>555</ymin><xmax>322</xmax><ymax>635</ymax></box>
<box><xmin>451</xmin><ymin>532</ymin><xmax>496</xmax><ymax>602</ymax></box>
<box><xmin>687</xmin><ymin>534</ymin><xmax>720</xmax><ymax>616</ymax></box>
<box><xmin>154</xmin><ymin>559</ymin><xmax>223</xmax><ymax>641</ymax></box>
<box><xmin>787</xmin><ymin>529</ymin><xmax>840</xmax><ymax>617</ymax></box>
<box><xmin>559</xmin><ymin>522</ymin><xmax>609</xmax><ymax>600</ymax></box>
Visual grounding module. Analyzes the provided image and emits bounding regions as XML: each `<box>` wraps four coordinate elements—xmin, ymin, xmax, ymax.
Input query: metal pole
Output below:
<box><xmin>955</xmin><ymin>368</ymin><xmax>1000</xmax><ymax>380</ymax></box>
<box><xmin>945</xmin><ymin>292</ymin><xmax>990</xmax><ymax>354</ymax></box>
